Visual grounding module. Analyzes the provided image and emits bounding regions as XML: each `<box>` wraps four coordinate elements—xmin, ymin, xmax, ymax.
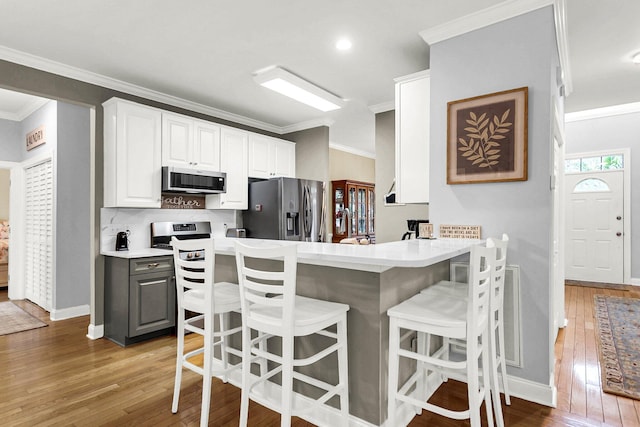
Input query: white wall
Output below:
<box><xmin>428</xmin><ymin>7</ymin><xmax>559</xmax><ymax>385</ymax></box>
<box><xmin>565</xmin><ymin>111</ymin><xmax>640</xmax><ymax>279</ymax></box>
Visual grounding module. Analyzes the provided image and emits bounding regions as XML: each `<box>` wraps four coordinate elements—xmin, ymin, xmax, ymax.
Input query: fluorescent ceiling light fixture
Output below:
<box><xmin>253</xmin><ymin>66</ymin><xmax>344</xmax><ymax>112</ymax></box>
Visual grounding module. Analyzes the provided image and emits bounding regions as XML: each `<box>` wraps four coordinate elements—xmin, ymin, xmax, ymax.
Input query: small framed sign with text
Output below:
<box><xmin>26</xmin><ymin>125</ymin><xmax>46</xmax><ymax>151</ymax></box>
<box><xmin>439</xmin><ymin>224</ymin><xmax>482</xmax><ymax>239</ymax></box>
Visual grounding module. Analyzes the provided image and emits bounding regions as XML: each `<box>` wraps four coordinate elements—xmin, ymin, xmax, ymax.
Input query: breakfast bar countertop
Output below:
<box><xmin>101</xmin><ymin>237</ymin><xmax>479</xmax><ymax>273</ymax></box>
<box><xmin>215</xmin><ymin>237</ymin><xmax>478</xmax><ymax>272</ymax></box>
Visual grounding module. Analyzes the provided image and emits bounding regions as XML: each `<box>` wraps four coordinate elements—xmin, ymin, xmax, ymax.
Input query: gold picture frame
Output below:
<box><xmin>447</xmin><ymin>87</ymin><xmax>528</xmax><ymax>184</ymax></box>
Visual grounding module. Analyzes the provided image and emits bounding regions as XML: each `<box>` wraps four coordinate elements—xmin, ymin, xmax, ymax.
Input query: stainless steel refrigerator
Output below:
<box><xmin>242</xmin><ymin>177</ymin><xmax>325</xmax><ymax>242</ymax></box>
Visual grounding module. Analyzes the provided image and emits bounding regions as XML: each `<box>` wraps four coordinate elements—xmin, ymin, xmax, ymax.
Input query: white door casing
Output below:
<box><xmin>565</xmin><ymin>170</ymin><xmax>624</xmax><ymax>283</ymax></box>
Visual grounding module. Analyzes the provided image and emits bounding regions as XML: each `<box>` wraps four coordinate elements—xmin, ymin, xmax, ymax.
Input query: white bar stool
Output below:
<box><xmin>387</xmin><ymin>244</ymin><xmax>496</xmax><ymax>427</ymax></box>
<box><xmin>170</xmin><ymin>237</ymin><xmax>242</xmax><ymax>427</ymax></box>
<box><xmin>234</xmin><ymin>240</ymin><xmax>350</xmax><ymax>427</ymax></box>
<box><xmin>421</xmin><ymin>234</ymin><xmax>511</xmax><ymax>426</ymax></box>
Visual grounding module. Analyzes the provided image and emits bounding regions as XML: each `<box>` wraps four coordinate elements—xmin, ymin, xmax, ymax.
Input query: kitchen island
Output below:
<box><xmin>103</xmin><ymin>237</ymin><xmax>478</xmax><ymax>425</ymax></box>
<box><xmin>214</xmin><ymin>237</ymin><xmax>477</xmax><ymax>426</ymax></box>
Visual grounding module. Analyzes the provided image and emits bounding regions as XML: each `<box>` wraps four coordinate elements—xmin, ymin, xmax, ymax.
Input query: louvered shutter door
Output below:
<box><xmin>24</xmin><ymin>159</ymin><xmax>54</xmax><ymax>311</ymax></box>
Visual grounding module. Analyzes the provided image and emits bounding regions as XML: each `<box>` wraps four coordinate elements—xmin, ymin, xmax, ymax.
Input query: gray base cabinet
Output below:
<box><xmin>105</xmin><ymin>255</ymin><xmax>175</xmax><ymax>346</ymax></box>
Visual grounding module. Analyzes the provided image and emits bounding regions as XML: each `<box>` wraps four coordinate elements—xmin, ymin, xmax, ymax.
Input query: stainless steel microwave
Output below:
<box><xmin>161</xmin><ymin>166</ymin><xmax>226</xmax><ymax>194</ymax></box>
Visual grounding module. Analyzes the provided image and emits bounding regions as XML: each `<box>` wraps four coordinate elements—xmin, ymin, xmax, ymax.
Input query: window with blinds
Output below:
<box><xmin>24</xmin><ymin>158</ymin><xmax>54</xmax><ymax>311</ymax></box>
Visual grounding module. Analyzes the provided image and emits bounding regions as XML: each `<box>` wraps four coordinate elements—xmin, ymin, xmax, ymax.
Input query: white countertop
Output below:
<box><xmin>101</xmin><ymin>237</ymin><xmax>479</xmax><ymax>273</ymax></box>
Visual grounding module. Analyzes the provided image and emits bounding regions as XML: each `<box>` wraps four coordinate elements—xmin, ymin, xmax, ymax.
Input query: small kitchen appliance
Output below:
<box><xmin>150</xmin><ymin>221</ymin><xmax>212</xmax><ymax>261</ymax></box>
<box><xmin>115</xmin><ymin>231</ymin><xmax>129</xmax><ymax>251</ymax></box>
<box><xmin>401</xmin><ymin>219</ymin><xmax>429</xmax><ymax>240</ymax></box>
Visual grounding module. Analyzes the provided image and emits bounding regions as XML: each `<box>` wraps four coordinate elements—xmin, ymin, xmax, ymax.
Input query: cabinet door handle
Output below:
<box><xmin>147</xmin><ymin>263</ymin><xmax>160</xmax><ymax>268</ymax></box>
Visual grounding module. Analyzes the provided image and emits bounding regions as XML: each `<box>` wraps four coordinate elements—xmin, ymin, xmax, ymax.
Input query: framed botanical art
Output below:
<box><xmin>447</xmin><ymin>87</ymin><xmax>528</xmax><ymax>184</ymax></box>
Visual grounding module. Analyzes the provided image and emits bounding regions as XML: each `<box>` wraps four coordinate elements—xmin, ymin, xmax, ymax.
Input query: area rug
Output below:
<box><xmin>594</xmin><ymin>295</ymin><xmax>640</xmax><ymax>400</ymax></box>
<box><xmin>566</xmin><ymin>279</ymin><xmax>629</xmax><ymax>291</ymax></box>
<box><xmin>0</xmin><ymin>301</ymin><xmax>47</xmax><ymax>336</ymax></box>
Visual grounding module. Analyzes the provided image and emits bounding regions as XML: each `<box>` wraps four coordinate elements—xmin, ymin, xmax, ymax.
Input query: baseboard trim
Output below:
<box><xmin>87</xmin><ymin>323</ymin><xmax>104</xmax><ymax>340</ymax></box>
<box><xmin>508</xmin><ymin>375</ymin><xmax>556</xmax><ymax>407</ymax></box>
<box><xmin>50</xmin><ymin>304</ymin><xmax>90</xmax><ymax>321</ymax></box>
<box><xmin>629</xmin><ymin>278</ymin><xmax>640</xmax><ymax>286</ymax></box>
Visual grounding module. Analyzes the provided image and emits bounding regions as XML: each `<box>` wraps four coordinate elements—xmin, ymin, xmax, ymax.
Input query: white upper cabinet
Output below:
<box><xmin>162</xmin><ymin>112</ymin><xmax>221</xmax><ymax>171</ymax></box>
<box><xmin>104</xmin><ymin>98</ymin><xmax>162</xmax><ymax>208</ymax></box>
<box><xmin>206</xmin><ymin>127</ymin><xmax>249</xmax><ymax>210</ymax></box>
<box><xmin>395</xmin><ymin>70</ymin><xmax>430</xmax><ymax>204</ymax></box>
<box><xmin>248</xmin><ymin>134</ymin><xmax>296</xmax><ymax>179</ymax></box>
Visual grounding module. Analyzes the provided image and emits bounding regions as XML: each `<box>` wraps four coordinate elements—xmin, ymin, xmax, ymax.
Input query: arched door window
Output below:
<box><xmin>573</xmin><ymin>178</ymin><xmax>610</xmax><ymax>193</ymax></box>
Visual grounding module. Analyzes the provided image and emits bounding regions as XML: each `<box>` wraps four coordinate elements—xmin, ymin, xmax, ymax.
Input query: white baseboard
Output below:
<box><xmin>508</xmin><ymin>375</ymin><xmax>556</xmax><ymax>407</ymax></box>
<box><xmin>50</xmin><ymin>304</ymin><xmax>90</xmax><ymax>321</ymax></box>
<box><xmin>629</xmin><ymin>278</ymin><xmax>640</xmax><ymax>286</ymax></box>
<box><xmin>86</xmin><ymin>323</ymin><xmax>104</xmax><ymax>340</ymax></box>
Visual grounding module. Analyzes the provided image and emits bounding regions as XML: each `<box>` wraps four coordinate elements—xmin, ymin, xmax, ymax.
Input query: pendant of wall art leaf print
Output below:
<box><xmin>458</xmin><ymin>109</ymin><xmax>512</xmax><ymax>169</ymax></box>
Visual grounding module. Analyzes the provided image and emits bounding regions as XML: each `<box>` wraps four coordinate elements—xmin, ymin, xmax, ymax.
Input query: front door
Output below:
<box><xmin>564</xmin><ymin>170</ymin><xmax>624</xmax><ymax>283</ymax></box>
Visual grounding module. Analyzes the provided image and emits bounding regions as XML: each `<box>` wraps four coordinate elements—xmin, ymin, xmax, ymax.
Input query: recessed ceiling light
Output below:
<box><xmin>633</xmin><ymin>52</ymin><xmax>640</xmax><ymax>64</ymax></box>
<box><xmin>336</xmin><ymin>38</ymin><xmax>352</xmax><ymax>51</ymax></box>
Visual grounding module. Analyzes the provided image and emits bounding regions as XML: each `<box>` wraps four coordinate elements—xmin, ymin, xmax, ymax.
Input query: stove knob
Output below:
<box><xmin>186</xmin><ymin>253</ymin><xmax>193</xmax><ymax>259</ymax></box>
<box><xmin>194</xmin><ymin>252</ymin><xmax>201</xmax><ymax>258</ymax></box>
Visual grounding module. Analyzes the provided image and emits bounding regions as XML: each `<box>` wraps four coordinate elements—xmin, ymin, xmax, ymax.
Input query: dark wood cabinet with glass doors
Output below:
<box><xmin>331</xmin><ymin>180</ymin><xmax>375</xmax><ymax>243</ymax></box>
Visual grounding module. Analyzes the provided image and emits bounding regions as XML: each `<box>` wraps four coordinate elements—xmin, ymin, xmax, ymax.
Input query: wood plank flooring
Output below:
<box><xmin>1</xmin><ymin>284</ymin><xmax>639</xmax><ymax>426</ymax></box>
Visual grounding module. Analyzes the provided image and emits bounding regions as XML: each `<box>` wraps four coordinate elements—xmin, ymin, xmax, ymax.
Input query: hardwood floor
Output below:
<box><xmin>1</xmin><ymin>285</ymin><xmax>639</xmax><ymax>426</ymax></box>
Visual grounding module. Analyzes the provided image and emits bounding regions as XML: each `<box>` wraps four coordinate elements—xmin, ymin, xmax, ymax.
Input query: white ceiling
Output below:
<box><xmin>0</xmin><ymin>0</ymin><xmax>638</xmax><ymax>155</ymax></box>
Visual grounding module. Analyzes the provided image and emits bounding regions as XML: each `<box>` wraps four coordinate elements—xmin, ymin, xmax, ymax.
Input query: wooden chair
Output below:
<box><xmin>387</xmin><ymin>244</ymin><xmax>496</xmax><ymax>427</ymax></box>
<box><xmin>234</xmin><ymin>240</ymin><xmax>350</xmax><ymax>427</ymax></box>
<box><xmin>171</xmin><ymin>237</ymin><xmax>242</xmax><ymax>427</ymax></box>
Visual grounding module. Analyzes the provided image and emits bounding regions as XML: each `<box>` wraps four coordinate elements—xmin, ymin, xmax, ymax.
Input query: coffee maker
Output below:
<box><xmin>401</xmin><ymin>219</ymin><xmax>429</xmax><ymax>240</ymax></box>
<box><xmin>115</xmin><ymin>231</ymin><xmax>129</xmax><ymax>251</ymax></box>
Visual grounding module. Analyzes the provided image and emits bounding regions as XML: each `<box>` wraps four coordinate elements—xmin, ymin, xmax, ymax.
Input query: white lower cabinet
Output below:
<box><xmin>104</xmin><ymin>98</ymin><xmax>162</xmax><ymax>208</ymax></box>
<box><xmin>206</xmin><ymin>127</ymin><xmax>249</xmax><ymax>210</ymax></box>
<box><xmin>248</xmin><ymin>134</ymin><xmax>295</xmax><ymax>178</ymax></box>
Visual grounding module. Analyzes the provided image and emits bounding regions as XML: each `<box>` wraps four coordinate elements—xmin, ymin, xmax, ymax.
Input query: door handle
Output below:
<box><xmin>616</xmin><ymin>232</ymin><xmax>622</xmax><ymax>237</ymax></box>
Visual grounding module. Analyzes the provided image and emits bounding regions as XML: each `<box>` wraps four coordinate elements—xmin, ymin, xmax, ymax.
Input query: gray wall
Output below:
<box><xmin>374</xmin><ymin>110</ymin><xmax>429</xmax><ymax>243</ymax></box>
<box><xmin>429</xmin><ymin>7</ymin><xmax>558</xmax><ymax>384</ymax></box>
<box><xmin>286</xmin><ymin>126</ymin><xmax>330</xmax><ymax>184</ymax></box>
<box><xmin>56</xmin><ymin>102</ymin><xmax>91</xmax><ymax>309</ymax></box>
<box><xmin>565</xmin><ymin>112</ymin><xmax>640</xmax><ymax>278</ymax></box>
<box><xmin>0</xmin><ymin>118</ymin><xmax>21</xmax><ymax>161</ymax></box>
<box><xmin>20</xmin><ymin>101</ymin><xmax>58</xmax><ymax>160</ymax></box>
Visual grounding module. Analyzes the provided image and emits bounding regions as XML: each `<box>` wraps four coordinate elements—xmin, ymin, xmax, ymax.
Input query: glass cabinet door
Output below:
<box><xmin>368</xmin><ymin>188</ymin><xmax>375</xmax><ymax>234</ymax></box>
<box><xmin>358</xmin><ymin>187</ymin><xmax>366</xmax><ymax>234</ymax></box>
<box><xmin>334</xmin><ymin>187</ymin><xmax>344</xmax><ymax>234</ymax></box>
<box><xmin>348</xmin><ymin>186</ymin><xmax>356</xmax><ymax>236</ymax></box>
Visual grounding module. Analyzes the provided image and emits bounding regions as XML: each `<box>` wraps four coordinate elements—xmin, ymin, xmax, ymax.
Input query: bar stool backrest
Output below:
<box><xmin>172</xmin><ymin>237</ymin><xmax>214</xmax><ymax>307</ymax></box>
<box><xmin>486</xmin><ymin>234</ymin><xmax>509</xmax><ymax>313</ymax></box>
<box><xmin>234</xmin><ymin>241</ymin><xmax>298</xmax><ymax>333</ymax></box>
<box><xmin>467</xmin><ymin>244</ymin><xmax>496</xmax><ymax>342</ymax></box>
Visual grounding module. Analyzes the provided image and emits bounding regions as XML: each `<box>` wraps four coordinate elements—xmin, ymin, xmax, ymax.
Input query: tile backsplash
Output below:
<box><xmin>100</xmin><ymin>208</ymin><xmax>239</xmax><ymax>252</ymax></box>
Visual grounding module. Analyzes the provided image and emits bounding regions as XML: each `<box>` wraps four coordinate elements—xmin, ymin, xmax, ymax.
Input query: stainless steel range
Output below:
<box><xmin>150</xmin><ymin>221</ymin><xmax>211</xmax><ymax>261</ymax></box>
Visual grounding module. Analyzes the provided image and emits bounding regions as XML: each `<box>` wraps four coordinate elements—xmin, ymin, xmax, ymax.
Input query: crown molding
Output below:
<box><xmin>418</xmin><ymin>0</ymin><xmax>571</xmax><ymax>98</ymax></box>
<box><xmin>0</xmin><ymin>45</ymin><xmax>288</xmax><ymax>133</ymax></box>
<box><xmin>0</xmin><ymin>97</ymin><xmax>50</xmax><ymax>121</ymax></box>
<box><xmin>565</xmin><ymin>102</ymin><xmax>640</xmax><ymax>123</ymax></box>
<box><xmin>419</xmin><ymin>0</ymin><xmax>553</xmax><ymax>45</ymax></box>
<box><xmin>280</xmin><ymin>117</ymin><xmax>334</xmax><ymax>134</ymax></box>
<box><xmin>329</xmin><ymin>142</ymin><xmax>376</xmax><ymax>159</ymax></box>
<box><xmin>369</xmin><ymin>101</ymin><xmax>395</xmax><ymax>114</ymax></box>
